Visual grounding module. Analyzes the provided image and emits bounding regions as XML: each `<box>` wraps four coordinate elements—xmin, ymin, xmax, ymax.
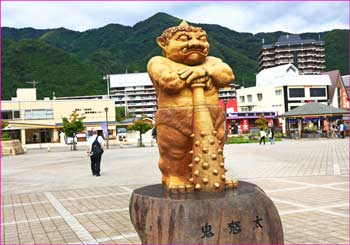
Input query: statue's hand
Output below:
<box><xmin>177</xmin><ymin>67</ymin><xmax>209</xmax><ymax>85</ymax></box>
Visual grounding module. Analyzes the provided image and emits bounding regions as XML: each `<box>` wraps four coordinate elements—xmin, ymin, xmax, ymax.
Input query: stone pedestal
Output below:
<box><xmin>129</xmin><ymin>181</ymin><xmax>283</xmax><ymax>244</ymax></box>
<box><xmin>1</xmin><ymin>140</ymin><xmax>25</xmax><ymax>156</ymax></box>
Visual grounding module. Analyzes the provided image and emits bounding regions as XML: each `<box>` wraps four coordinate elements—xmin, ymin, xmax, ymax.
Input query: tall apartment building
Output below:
<box><xmin>109</xmin><ymin>73</ymin><xmax>157</xmax><ymax>118</ymax></box>
<box><xmin>259</xmin><ymin>34</ymin><xmax>325</xmax><ymax>75</ymax></box>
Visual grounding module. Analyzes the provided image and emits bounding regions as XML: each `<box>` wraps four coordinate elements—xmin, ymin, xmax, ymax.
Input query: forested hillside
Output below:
<box><xmin>2</xmin><ymin>12</ymin><xmax>348</xmax><ymax>99</ymax></box>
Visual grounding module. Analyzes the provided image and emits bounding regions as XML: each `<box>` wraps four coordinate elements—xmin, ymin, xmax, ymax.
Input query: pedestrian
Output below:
<box><xmin>152</xmin><ymin>127</ymin><xmax>157</xmax><ymax>142</ymax></box>
<box><xmin>324</xmin><ymin>119</ymin><xmax>330</xmax><ymax>139</ymax></box>
<box><xmin>86</xmin><ymin>130</ymin><xmax>104</xmax><ymax>176</ymax></box>
<box><xmin>339</xmin><ymin>121</ymin><xmax>345</xmax><ymax>139</ymax></box>
<box><xmin>268</xmin><ymin>128</ymin><xmax>274</xmax><ymax>145</ymax></box>
<box><xmin>259</xmin><ymin>128</ymin><xmax>266</xmax><ymax>145</ymax></box>
<box><xmin>335</xmin><ymin>125</ymin><xmax>339</xmax><ymax>138</ymax></box>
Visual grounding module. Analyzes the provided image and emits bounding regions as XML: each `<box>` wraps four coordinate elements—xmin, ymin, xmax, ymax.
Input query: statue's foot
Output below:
<box><xmin>225</xmin><ymin>179</ymin><xmax>239</xmax><ymax>189</ymax></box>
<box><xmin>163</xmin><ymin>176</ymin><xmax>194</xmax><ymax>192</ymax></box>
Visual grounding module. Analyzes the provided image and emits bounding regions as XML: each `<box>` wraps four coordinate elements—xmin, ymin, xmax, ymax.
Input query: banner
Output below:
<box><xmin>241</xmin><ymin>119</ymin><xmax>249</xmax><ymax>133</ymax></box>
<box><xmin>341</xmin><ymin>87</ymin><xmax>349</xmax><ymax>109</ymax></box>
<box><xmin>101</xmin><ymin>122</ymin><xmax>108</xmax><ymax>138</ymax></box>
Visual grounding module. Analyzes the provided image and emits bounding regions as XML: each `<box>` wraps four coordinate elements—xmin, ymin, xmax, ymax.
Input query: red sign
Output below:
<box><xmin>241</xmin><ymin>119</ymin><xmax>249</xmax><ymax>133</ymax></box>
<box><xmin>219</xmin><ymin>99</ymin><xmax>238</xmax><ymax>112</ymax></box>
<box><xmin>341</xmin><ymin>87</ymin><xmax>349</xmax><ymax>109</ymax></box>
<box><xmin>268</xmin><ymin>119</ymin><xmax>273</xmax><ymax>127</ymax></box>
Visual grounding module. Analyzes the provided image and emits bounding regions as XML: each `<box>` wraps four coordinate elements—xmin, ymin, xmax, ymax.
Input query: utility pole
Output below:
<box><xmin>124</xmin><ymin>89</ymin><xmax>128</xmax><ymax>117</ymax></box>
<box><xmin>104</xmin><ymin>107</ymin><xmax>109</xmax><ymax>149</ymax></box>
<box><xmin>103</xmin><ymin>75</ymin><xmax>110</xmax><ymax>98</ymax></box>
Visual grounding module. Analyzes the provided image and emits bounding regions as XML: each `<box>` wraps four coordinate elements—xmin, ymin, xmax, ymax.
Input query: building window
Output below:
<box><xmin>24</xmin><ymin>109</ymin><xmax>53</xmax><ymax>119</ymax></box>
<box><xmin>310</xmin><ymin>88</ymin><xmax>326</xmax><ymax>97</ymax></box>
<box><xmin>289</xmin><ymin>88</ymin><xmax>305</xmax><ymax>98</ymax></box>
<box><xmin>239</xmin><ymin>96</ymin><xmax>245</xmax><ymax>103</ymax></box>
<box><xmin>290</xmin><ymin>106</ymin><xmax>299</xmax><ymax>110</ymax></box>
<box><xmin>1</xmin><ymin>110</ymin><xmax>20</xmax><ymax>119</ymax></box>
<box><xmin>257</xmin><ymin>93</ymin><xmax>263</xmax><ymax>101</ymax></box>
<box><xmin>275</xmin><ymin>90</ymin><xmax>282</xmax><ymax>96</ymax></box>
<box><xmin>247</xmin><ymin>95</ymin><xmax>252</xmax><ymax>102</ymax></box>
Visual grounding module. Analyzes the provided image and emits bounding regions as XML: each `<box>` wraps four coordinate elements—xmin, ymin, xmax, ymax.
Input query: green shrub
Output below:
<box><xmin>1</xmin><ymin>132</ymin><xmax>12</xmax><ymax>141</ymax></box>
<box><xmin>227</xmin><ymin>135</ymin><xmax>282</xmax><ymax>144</ymax></box>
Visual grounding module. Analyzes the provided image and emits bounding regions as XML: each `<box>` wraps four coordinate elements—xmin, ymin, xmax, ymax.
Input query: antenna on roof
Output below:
<box><xmin>25</xmin><ymin>80</ymin><xmax>39</xmax><ymax>88</ymax></box>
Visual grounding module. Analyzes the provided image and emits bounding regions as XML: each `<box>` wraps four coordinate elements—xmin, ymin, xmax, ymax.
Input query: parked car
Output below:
<box><xmin>117</xmin><ymin>128</ymin><xmax>127</xmax><ymax>141</ymax></box>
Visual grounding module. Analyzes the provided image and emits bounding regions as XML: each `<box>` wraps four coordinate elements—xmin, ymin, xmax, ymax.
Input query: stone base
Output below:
<box><xmin>129</xmin><ymin>181</ymin><xmax>283</xmax><ymax>244</ymax></box>
<box><xmin>1</xmin><ymin>140</ymin><xmax>25</xmax><ymax>156</ymax></box>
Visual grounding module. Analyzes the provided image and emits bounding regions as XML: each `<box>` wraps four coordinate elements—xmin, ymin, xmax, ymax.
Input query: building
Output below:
<box><xmin>323</xmin><ymin>70</ymin><xmax>349</xmax><ymax>109</ymax></box>
<box><xmin>2</xmin><ymin>88</ymin><xmax>116</xmax><ymax>144</ymax></box>
<box><xmin>341</xmin><ymin>75</ymin><xmax>350</xmax><ymax>98</ymax></box>
<box><xmin>108</xmin><ymin>73</ymin><xmax>157</xmax><ymax>118</ymax></box>
<box><xmin>259</xmin><ymin>34</ymin><xmax>325</xmax><ymax>74</ymax></box>
<box><xmin>108</xmin><ymin>72</ymin><xmax>238</xmax><ymax>118</ymax></box>
<box><xmin>57</xmin><ymin>73</ymin><xmax>237</xmax><ymax>119</ymax></box>
<box><xmin>237</xmin><ymin>64</ymin><xmax>331</xmax><ymax>132</ymax></box>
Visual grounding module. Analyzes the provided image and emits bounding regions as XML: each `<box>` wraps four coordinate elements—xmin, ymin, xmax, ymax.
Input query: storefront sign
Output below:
<box><xmin>268</xmin><ymin>119</ymin><xmax>273</xmax><ymax>127</ymax></box>
<box><xmin>241</xmin><ymin>119</ymin><xmax>249</xmax><ymax>133</ymax></box>
<box><xmin>341</xmin><ymin>87</ymin><xmax>349</xmax><ymax>109</ymax></box>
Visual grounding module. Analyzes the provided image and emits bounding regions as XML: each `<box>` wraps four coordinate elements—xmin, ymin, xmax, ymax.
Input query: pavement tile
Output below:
<box><xmin>1</xmin><ymin>139</ymin><xmax>349</xmax><ymax>244</ymax></box>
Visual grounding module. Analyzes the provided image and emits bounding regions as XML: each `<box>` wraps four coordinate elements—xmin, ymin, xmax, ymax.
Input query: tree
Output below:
<box><xmin>62</xmin><ymin>111</ymin><xmax>85</xmax><ymax>150</ymax></box>
<box><xmin>115</xmin><ymin>106</ymin><xmax>134</xmax><ymax>122</ymax></box>
<box><xmin>255</xmin><ymin>114</ymin><xmax>268</xmax><ymax>131</ymax></box>
<box><xmin>1</xmin><ymin>120</ymin><xmax>11</xmax><ymax>141</ymax></box>
<box><xmin>127</xmin><ymin>118</ymin><xmax>153</xmax><ymax>147</ymax></box>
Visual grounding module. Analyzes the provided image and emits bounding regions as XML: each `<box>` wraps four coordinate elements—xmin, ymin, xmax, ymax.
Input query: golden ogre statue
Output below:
<box><xmin>147</xmin><ymin>21</ymin><xmax>236</xmax><ymax>192</ymax></box>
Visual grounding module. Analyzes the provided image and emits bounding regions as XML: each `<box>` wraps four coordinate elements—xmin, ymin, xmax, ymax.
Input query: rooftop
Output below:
<box><xmin>262</xmin><ymin>34</ymin><xmax>325</xmax><ymax>49</ymax></box>
<box><xmin>109</xmin><ymin>73</ymin><xmax>152</xmax><ymax>88</ymax></box>
<box><xmin>256</xmin><ymin>64</ymin><xmax>331</xmax><ymax>87</ymax></box>
<box><xmin>279</xmin><ymin>102</ymin><xmax>347</xmax><ymax>117</ymax></box>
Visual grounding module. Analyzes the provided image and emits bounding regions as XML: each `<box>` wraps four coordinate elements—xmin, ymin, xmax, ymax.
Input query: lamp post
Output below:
<box><xmin>104</xmin><ymin>107</ymin><xmax>109</xmax><ymax>149</ymax></box>
<box><xmin>103</xmin><ymin>74</ymin><xmax>110</xmax><ymax>98</ymax></box>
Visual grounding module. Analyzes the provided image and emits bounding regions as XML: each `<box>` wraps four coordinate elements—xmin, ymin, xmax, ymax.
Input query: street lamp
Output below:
<box><xmin>104</xmin><ymin>107</ymin><xmax>109</xmax><ymax>149</ymax></box>
<box><xmin>103</xmin><ymin>74</ymin><xmax>110</xmax><ymax>98</ymax></box>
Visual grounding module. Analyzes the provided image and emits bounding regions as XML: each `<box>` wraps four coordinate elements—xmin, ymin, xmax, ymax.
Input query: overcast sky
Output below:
<box><xmin>2</xmin><ymin>1</ymin><xmax>349</xmax><ymax>34</ymax></box>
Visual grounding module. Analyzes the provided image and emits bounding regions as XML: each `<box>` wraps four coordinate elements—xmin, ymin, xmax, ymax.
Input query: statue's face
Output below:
<box><xmin>158</xmin><ymin>30</ymin><xmax>210</xmax><ymax>65</ymax></box>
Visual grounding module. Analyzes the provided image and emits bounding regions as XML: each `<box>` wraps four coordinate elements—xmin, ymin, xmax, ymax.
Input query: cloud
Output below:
<box><xmin>2</xmin><ymin>1</ymin><xmax>348</xmax><ymax>33</ymax></box>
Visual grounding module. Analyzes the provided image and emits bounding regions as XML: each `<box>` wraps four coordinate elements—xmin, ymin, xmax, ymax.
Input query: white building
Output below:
<box><xmin>237</xmin><ymin>64</ymin><xmax>331</xmax><ymax>131</ymax></box>
<box><xmin>108</xmin><ymin>73</ymin><xmax>157</xmax><ymax>118</ymax></box>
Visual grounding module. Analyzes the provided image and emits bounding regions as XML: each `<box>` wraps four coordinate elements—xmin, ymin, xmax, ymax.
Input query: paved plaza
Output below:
<box><xmin>1</xmin><ymin>139</ymin><xmax>349</xmax><ymax>244</ymax></box>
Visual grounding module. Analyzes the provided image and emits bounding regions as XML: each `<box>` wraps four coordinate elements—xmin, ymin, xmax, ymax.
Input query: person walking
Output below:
<box><xmin>86</xmin><ymin>130</ymin><xmax>104</xmax><ymax>176</ymax></box>
<box><xmin>339</xmin><ymin>121</ymin><xmax>345</xmax><ymax>139</ymax></box>
<box><xmin>268</xmin><ymin>128</ymin><xmax>275</xmax><ymax>145</ymax></box>
<box><xmin>259</xmin><ymin>128</ymin><xmax>266</xmax><ymax>145</ymax></box>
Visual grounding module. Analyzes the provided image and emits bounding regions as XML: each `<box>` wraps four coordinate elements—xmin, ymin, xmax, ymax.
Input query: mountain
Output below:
<box><xmin>2</xmin><ymin>12</ymin><xmax>349</xmax><ymax>100</ymax></box>
<box><xmin>2</xmin><ymin>38</ymin><xmax>103</xmax><ymax>99</ymax></box>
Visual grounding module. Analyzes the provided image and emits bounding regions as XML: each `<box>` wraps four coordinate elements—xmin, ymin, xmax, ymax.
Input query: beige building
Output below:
<box><xmin>2</xmin><ymin>88</ymin><xmax>116</xmax><ymax>144</ymax></box>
